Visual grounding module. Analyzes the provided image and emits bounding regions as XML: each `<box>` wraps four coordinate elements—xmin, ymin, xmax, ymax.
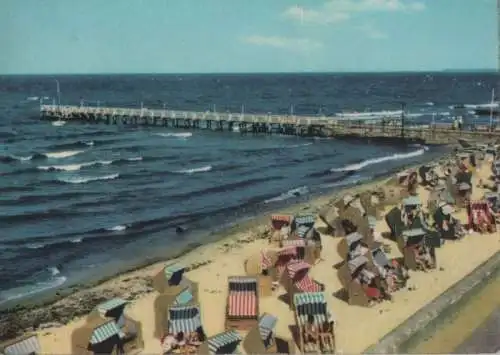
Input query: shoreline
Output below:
<box><xmin>0</xmin><ymin>147</ymin><xmax>451</xmax><ymax>340</ymax></box>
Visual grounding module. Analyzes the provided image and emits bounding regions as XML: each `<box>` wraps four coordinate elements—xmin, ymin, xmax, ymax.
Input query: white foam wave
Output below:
<box><xmin>38</xmin><ymin>160</ymin><xmax>112</xmax><ymax>172</ymax></box>
<box><xmin>44</xmin><ymin>150</ymin><xmax>84</xmax><ymax>159</ymax></box>
<box><xmin>331</xmin><ymin>147</ymin><xmax>428</xmax><ymax>172</ymax></box>
<box><xmin>287</xmin><ymin>142</ymin><xmax>313</xmax><ymax>148</ymax></box>
<box><xmin>264</xmin><ymin>186</ymin><xmax>309</xmax><ymax>204</ymax></box>
<box><xmin>175</xmin><ymin>165</ymin><xmax>212</xmax><ymax>174</ymax></box>
<box><xmin>48</xmin><ymin>266</ymin><xmax>61</xmax><ymax>276</ymax></box>
<box><xmin>155</xmin><ymin>132</ymin><xmax>193</xmax><ymax>138</ymax></box>
<box><xmin>83</xmin><ymin>141</ymin><xmax>94</xmax><ymax>146</ymax></box>
<box><xmin>70</xmin><ymin>238</ymin><xmax>82</xmax><ymax>243</ymax></box>
<box><xmin>106</xmin><ymin>225</ymin><xmax>127</xmax><ymax>231</ymax></box>
<box><xmin>425</xmin><ymin>102</ymin><xmax>435</xmax><ymax>106</ymax></box>
<box><xmin>10</xmin><ymin>154</ymin><xmax>33</xmax><ymax>161</ymax></box>
<box><xmin>127</xmin><ymin>156</ymin><xmax>143</xmax><ymax>161</ymax></box>
<box><xmin>0</xmin><ymin>276</ymin><xmax>67</xmax><ymax>303</ymax></box>
<box><xmin>57</xmin><ymin>173</ymin><xmax>119</xmax><ymax>184</ymax></box>
<box><xmin>26</xmin><ymin>243</ymin><xmax>45</xmax><ymax>249</ymax></box>
<box><xmin>52</xmin><ymin>121</ymin><xmax>66</xmax><ymax>127</ymax></box>
<box><xmin>26</xmin><ymin>96</ymin><xmax>39</xmax><ymax>101</ymax></box>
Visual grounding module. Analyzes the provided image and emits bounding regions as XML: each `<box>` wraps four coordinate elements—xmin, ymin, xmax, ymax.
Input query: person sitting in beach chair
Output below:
<box><xmin>347</xmin><ymin>255</ymin><xmax>390</xmax><ymax>306</ymax></box>
<box><xmin>401</xmin><ymin>196</ymin><xmax>422</xmax><ymax>227</ymax></box>
<box><xmin>304</xmin><ymin>314</ymin><xmax>319</xmax><ymax>345</ymax></box>
<box><xmin>467</xmin><ymin>200</ymin><xmax>496</xmax><ymax>233</ymax></box>
<box><xmin>433</xmin><ymin>202</ymin><xmax>465</xmax><ymax>240</ymax></box>
<box><xmin>402</xmin><ymin>229</ymin><xmax>433</xmax><ymax>271</ymax></box>
<box><xmin>345</xmin><ymin>232</ymin><xmax>370</xmax><ymax>260</ymax></box>
<box><xmin>371</xmin><ymin>247</ymin><xmax>409</xmax><ymax>292</ymax></box>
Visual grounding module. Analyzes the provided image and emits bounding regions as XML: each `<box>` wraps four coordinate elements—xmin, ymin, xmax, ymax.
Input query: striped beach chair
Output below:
<box><xmin>153</xmin><ymin>263</ymin><xmax>198</xmax><ymax>339</ymax></box>
<box><xmin>72</xmin><ymin>317</ymin><xmax>123</xmax><ymax>355</ymax></box>
<box><xmin>225</xmin><ymin>276</ymin><xmax>259</xmax><ymax>331</ymax></box>
<box><xmin>293</xmin><ymin>292</ymin><xmax>335</xmax><ymax>353</ymax></box>
<box><xmin>198</xmin><ymin>330</ymin><xmax>242</xmax><ymax>354</ymax></box>
<box><xmin>168</xmin><ymin>304</ymin><xmax>206</xmax><ymax>342</ymax></box>
<box><xmin>283</xmin><ymin>260</ymin><xmax>324</xmax><ymax>309</ymax></box>
<box><xmin>270</xmin><ymin>214</ymin><xmax>293</xmax><ymax>231</ymax></box>
<box><xmin>293</xmin><ymin>214</ymin><xmax>315</xmax><ymax>231</ymax></box>
<box><xmin>274</xmin><ymin>246</ymin><xmax>298</xmax><ymax>280</ymax></box>
<box><xmin>0</xmin><ymin>334</ymin><xmax>40</xmax><ymax>355</ymax></box>
<box><xmin>243</xmin><ymin>313</ymin><xmax>278</xmax><ymax>353</ymax></box>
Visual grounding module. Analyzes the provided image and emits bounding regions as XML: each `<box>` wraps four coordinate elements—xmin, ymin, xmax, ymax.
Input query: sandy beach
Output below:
<box><xmin>3</xmin><ymin>148</ymin><xmax>500</xmax><ymax>354</ymax></box>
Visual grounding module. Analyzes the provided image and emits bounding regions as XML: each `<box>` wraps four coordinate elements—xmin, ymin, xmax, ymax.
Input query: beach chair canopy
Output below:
<box><xmin>228</xmin><ymin>276</ymin><xmax>258</xmax><ymax>292</ymax></box>
<box><xmin>402</xmin><ymin>196</ymin><xmax>421</xmax><ymax>207</ymax></box>
<box><xmin>271</xmin><ymin>214</ymin><xmax>292</xmax><ymax>223</ymax></box>
<box><xmin>258</xmin><ymin>313</ymin><xmax>277</xmax><ymax>348</ymax></box>
<box><xmin>294</xmin><ymin>292</ymin><xmax>332</xmax><ymax>326</ymax></box>
<box><xmin>1</xmin><ymin>335</ymin><xmax>40</xmax><ymax>355</ymax></box>
<box><xmin>90</xmin><ymin>320</ymin><xmax>122</xmax><ymax>345</ymax></box>
<box><xmin>294</xmin><ymin>214</ymin><xmax>315</xmax><ymax>228</ymax></box>
<box><xmin>286</xmin><ymin>260</ymin><xmax>311</xmax><ymax>280</ymax></box>
<box><xmin>207</xmin><ymin>330</ymin><xmax>242</xmax><ymax>354</ymax></box>
<box><xmin>168</xmin><ymin>305</ymin><xmax>202</xmax><ymax>334</ymax></box>
<box><xmin>372</xmin><ymin>247</ymin><xmax>389</xmax><ymax>267</ymax></box>
<box><xmin>173</xmin><ymin>287</ymin><xmax>194</xmax><ymax>305</ymax></box>
<box><xmin>296</xmin><ymin>225</ymin><xmax>311</xmax><ymax>239</ymax></box>
<box><xmin>442</xmin><ymin>205</ymin><xmax>454</xmax><ymax>215</ymax></box>
<box><xmin>164</xmin><ymin>264</ymin><xmax>186</xmax><ymax>285</ymax></box>
<box><xmin>348</xmin><ymin>255</ymin><xmax>368</xmax><ymax>275</ymax></box>
<box><xmin>346</xmin><ymin>232</ymin><xmax>363</xmax><ymax>248</ymax></box>
<box><xmin>343</xmin><ymin>194</ymin><xmax>355</xmax><ymax>205</ymax></box>
<box><xmin>96</xmin><ymin>298</ymin><xmax>128</xmax><ymax>316</ymax></box>
<box><xmin>402</xmin><ymin>228</ymin><xmax>426</xmax><ymax>246</ymax></box>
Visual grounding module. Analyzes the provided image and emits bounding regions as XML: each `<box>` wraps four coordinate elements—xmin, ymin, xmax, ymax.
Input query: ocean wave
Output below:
<box><xmin>0</xmin><ymin>154</ymin><xmax>34</xmax><ymax>163</ymax></box>
<box><xmin>155</xmin><ymin>132</ymin><xmax>193</xmax><ymax>138</ymax></box>
<box><xmin>44</xmin><ymin>150</ymin><xmax>84</xmax><ymax>159</ymax></box>
<box><xmin>331</xmin><ymin>147</ymin><xmax>428</xmax><ymax>172</ymax></box>
<box><xmin>175</xmin><ymin>165</ymin><xmax>212</xmax><ymax>174</ymax></box>
<box><xmin>264</xmin><ymin>185</ymin><xmax>309</xmax><ymax>204</ymax></box>
<box><xmin>57</xmin><ymin>173</ymin><xmax>119</xmax><ymax>184</ymax></box>
<box><xmin>47</xmin><ymin>140</ymin><xmax>95</xmax><ymax>151</ymax></box>
<box><xmin>106</xmin><ymin>224</ymin><xmax>127</xmax><ymax>231</ymax></box>
<box><xmin>37</xmin><ymin>160</ymin><xmax>112</xmax><ymax>172</ymax></box>
<box><xmin>51</xmin><ymin>120</ymin><xmax>66</xmax><ymax>127</ymax></box>
<box><xmin>0</xmin><ymin>267</ymin><xmax>67</xmax><ymax>304</ymax></box>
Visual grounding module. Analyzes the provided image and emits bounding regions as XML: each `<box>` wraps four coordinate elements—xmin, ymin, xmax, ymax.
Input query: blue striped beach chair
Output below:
<box><xmin>72</xmin><ymin>317</ymin><xmax>123</xmax><ymax>355</ymax></box>
<box><xmin>293</xmin><ymin>292</ymin><xmax>335</xmax><ymax>353</ymax></box>
<box><xmin>198</xmin><ymin>330</ymin><xmax>242</xmax><ymax>354</ymax></box>
<box><xmin>167</xmin><ymin>304</ymin><xmax>206</xmax><ymax>342</ymax></box>
<box><xmin>0</xmin><ymin>334</ymin><xmax>41</xmax><ymax>355</ymax></box>
<box><xmin>243</xmin><ymin>313</ymin><xmax>278</xmax><ymax>353</ymax></box>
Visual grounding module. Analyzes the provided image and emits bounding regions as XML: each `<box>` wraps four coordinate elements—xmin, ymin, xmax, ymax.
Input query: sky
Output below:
<box><xmin>0</xmin><ymin>0</ymin><xmax>498</xmax><ymax>74</ymax></box>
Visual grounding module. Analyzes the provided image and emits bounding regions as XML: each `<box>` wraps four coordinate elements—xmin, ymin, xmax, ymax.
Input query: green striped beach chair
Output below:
<box><xmin>0</xmin><ymin>334</ymin><xmax>41</xmax><ymax>355</ymax></box>
<box><xmin>293</xmin><ymin>292</ymin><xmax>335</xmax><ymax>354</ymax></box>
<box><xmin>198</xmin><ymin>330</ymin><xmax>242</xmax><ymax>354</ymax></box>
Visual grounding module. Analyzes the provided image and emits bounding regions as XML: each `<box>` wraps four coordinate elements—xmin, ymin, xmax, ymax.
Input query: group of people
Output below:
<box><xmin>303</xmin><ymin>314</ymin><xmax>335</xmax><ymax>351</ymax></box>
<box><xmin>162</xmin><ymin>331</ymin><xmax>202</xmax><ymax>354</ymax></box>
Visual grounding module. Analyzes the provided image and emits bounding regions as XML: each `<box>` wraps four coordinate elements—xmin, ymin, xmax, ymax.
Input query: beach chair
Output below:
<box><xmin>271</xmin><ymin>214</ymin><xmax>293</xmax><ymax>231</ymax></box>
<box><xmin>153</xmin><ymin>263</ymin><xmax>199</xmax><ymax>339</ymax></box>
<box><xmin>484</xmin><ymin>192</ymin><xmax>500</xmax><ymax>213</ymax></box>
<box><xmin>272</xmin><ymin>246</ymin><xmax>298</xmax><ymax>281</ymax></box>
<box><xmin>454</xmin><ymin>171</ymin><xmax>473</xmax><ymax>207</ymax></box>
<box><xmin>359</xmin><ymin>190</ymin><xmax>382</xmax><ymax>219</ymax></box>
<box><xmin>467</xmin><ymin>200</ymin><xmax>496</xmax><ymax>233</ymax></box>
<box><xmin>338</xmin><ymin>231</ymin><xmax>366</xmax><ymax>260</ymax></box>
<box><xmin>292</xmin><ymin>214</ymin><xmax>315</xmax><ymax>232</ymax></box>
<box><xmin>377</xmin><ymin>184</ymin><xmax>407</xmax><ymax>207</ymax></box>
<box><xmin>401</xmin><ymin>228</ymin><xmax>433</xmax><ymax>271</ymax></box>
<box><xmin>384</xmin><ymin>206</ymin><xmax>404</xmax><ymax>241</ymax></box>
<box><xmin>433</xmin><ymin>203</ymin><xmax>464</xmax><ymax>240</ymax></box>
<box><xmin>163</xmin><ymin>304</ymin><xmax>206</xmax><ymax>353</ymax></box>
<box><xmin>72</xmin><ymin>317</ymin><xmax>124</xmax><ymax>355</ymax></box>
<box><xmin>244</xmin><ymin>249</ymin><xmax>276</xmax><ymax>297</ymax></box>
<box><xmin>282</xmin><ymin>260</ymin><xmax>324</xmax><ymax>308</ymax></box>
<box><xmin>418</xmin><ymin>165</ymin><xmax>438</xmax><ymax>187</ymax></box>
<box><xmin>243</xmin><ymin>313</ymin><xmax>278</xmax><ymax>354</ymax></box>
<box><xmin>88</xmin><ymin>298</ymin><xmax>143</xmax><ymax>352</ymax></box>
<box><xmin>293</xmin><ymin>292</ymin><xmax>335</xmax><ymax>354</ymax></box>
<box><xmin>270</xmin><ymin>214</ymin><xmax>294</xmax><ymax>246</ymax></box>
<box><xmin>0</xmin><ymin>334</ymin><xmax>40</xmax><ymax>355</ymax></box>
<box><xmin>198</xmin><ymin>330</ymin><xmax>242</xmax><ymax>354</ymax></box>
<box><xmin>371</xmin><ymin>247</ymin><xmax>409</xmax><ymax>292</ymax></box>
<box><xmin>225</xmin><ymin>276</ymin><xmax>259</xmax><ymax>331</ymax></box>
<box><xmin>317</xmin><ymin>204</ymin><xmax>340</xmax><ymax>235</ymax></box>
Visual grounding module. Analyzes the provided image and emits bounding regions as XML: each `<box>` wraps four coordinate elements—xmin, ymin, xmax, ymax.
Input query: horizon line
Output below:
<box><xmin>0</xmin><ymin>68</ymin><xmax>497</xmax><ymax>76</ymax></box>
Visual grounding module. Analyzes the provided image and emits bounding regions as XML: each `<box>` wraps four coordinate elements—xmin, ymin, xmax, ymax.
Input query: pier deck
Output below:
<box><xmin>40</xmin><ymin>104</ymin><xmax>500</xmax><ymax>144</ymax></box>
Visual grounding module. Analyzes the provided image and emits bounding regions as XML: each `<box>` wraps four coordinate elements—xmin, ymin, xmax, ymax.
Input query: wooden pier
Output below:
<box><xmin>40</xmin><ymin>104</ymin><xmax>500</xmax><ymax>144</ymax></box>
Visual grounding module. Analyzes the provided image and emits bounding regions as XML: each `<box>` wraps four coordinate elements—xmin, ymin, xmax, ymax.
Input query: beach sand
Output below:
<box><xmin>6</xmin><ymin>155</ymin><xmax>500</xmax><ymax>354</ymax></box>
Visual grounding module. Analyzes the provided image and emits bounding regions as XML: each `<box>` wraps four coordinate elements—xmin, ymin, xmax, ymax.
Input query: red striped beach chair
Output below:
<box><xmin>283</xmin><ymin>260</ymin><xmax>324</xmax><ymax>308</ymax></box>
<box><xmin>281</xmin><ymin>238</ymin><xmax>318</xmax><ymax>265</ymax></box>
<box><xmin>273</xmin><ymin>246</ymin><xmax>298</xmax><ymax>281</ymax></box>
<box><xmin>1</xmin><ymin>334</ymin><xmax>41</xmax><ymax>355</ymax></box>
<box><xmin>225</xmin><ymin>276</ymin><xmax>259</xmax><ymax>331</ymax></box>
<box><xmin>293</xmin><ymin>292</ymin><xmax>335</xmax><ymax>353</ymax></box>
<box><xmin>271</xmin><ymin>214</ymin><xmax>293</xmax><ymax>231</ymax></box>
